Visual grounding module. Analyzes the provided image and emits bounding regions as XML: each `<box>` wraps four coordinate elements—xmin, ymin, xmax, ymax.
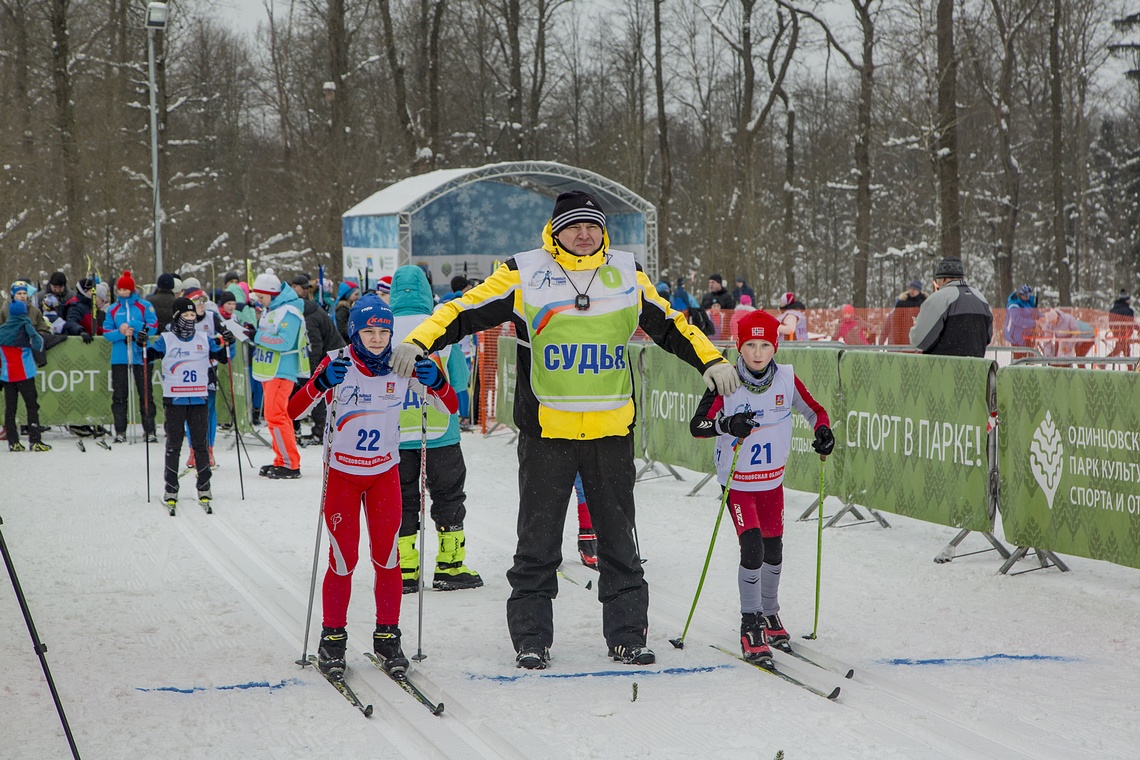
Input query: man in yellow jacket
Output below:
<box><xmin>393</xmin><ymin>190</ymin><xmax>739</xmax><ymax>669</ymax></box>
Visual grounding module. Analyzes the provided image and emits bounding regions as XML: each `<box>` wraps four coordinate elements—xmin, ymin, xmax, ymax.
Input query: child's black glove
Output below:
<box><xmin>716</xmin><ymin>411</ymin><xmax>757</xmax><ymax>438</ymax></box>
<box><xmin>812</xmin><ymin>425</ymin><xmax>835</xmax><ymax>456</ymax></box>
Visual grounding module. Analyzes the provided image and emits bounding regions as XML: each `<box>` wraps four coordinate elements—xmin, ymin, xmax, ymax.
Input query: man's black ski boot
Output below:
<box><xmin>609</xmin><ymin>643</ymin><xmax>656</xmax><ymax>665</ymax></box>
<box><xmin>515</xmin><ymin>646</ymin><xmax>551</xmax><ymax>670</ymax></box>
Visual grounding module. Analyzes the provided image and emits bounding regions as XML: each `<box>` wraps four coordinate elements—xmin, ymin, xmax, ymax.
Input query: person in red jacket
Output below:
<box><xmin>288</xmin><ymin>294</ymin><xmax>458</xmax><ymax>678</ymax></box>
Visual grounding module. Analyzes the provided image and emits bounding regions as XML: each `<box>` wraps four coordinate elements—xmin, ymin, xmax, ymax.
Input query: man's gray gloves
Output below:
<box><xmin>703</xmin><ymin>362</ymin><xmax>740</xmax><ymax>396</ymax></box>
<box><xmin>392</xmin><ymin>341</ymin><xmax>423</xmax><ymax>378</ymax></box>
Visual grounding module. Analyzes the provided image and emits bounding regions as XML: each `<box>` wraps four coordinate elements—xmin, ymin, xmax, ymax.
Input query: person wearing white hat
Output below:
<box><xmin>248</xmin><ymin>271</ymin><xmax>310</xmax><ymax>478</ymax></box>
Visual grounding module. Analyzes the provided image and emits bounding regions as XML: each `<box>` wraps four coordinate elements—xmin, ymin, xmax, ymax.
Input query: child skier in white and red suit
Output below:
<box><xmin>288</xmin><ymin>293</ymin><xmax>458</xmax><ymax>677</ymax></box>
<box><xmin>689</xmin><ymin>309</ymin><xmax>835</xmax><ymax>664</ymax></box>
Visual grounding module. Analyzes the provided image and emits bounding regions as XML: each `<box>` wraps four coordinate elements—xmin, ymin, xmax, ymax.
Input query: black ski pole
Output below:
<box><xmin>0</xmin><ymin>515</ymin><xmax>81</xmax><ymax>759</ymax></box>
<box><xmin>143</xmin><ymin>345</ymin><xmax>151</xmax><ymax>502</ymax></box>
<box><xmin>222</xmin><ymin>360</ymin><xmax>246</xmax><ymax>500</ymax></box>
<box><xmin>298</xmin><ymin>350</ymin><xmax>343</xmax><ymax>667</ymax></box>
<box><xmin>412</xmin><ymin>393</ymin><xmax>429</xmax><ymax>662</ymax></box>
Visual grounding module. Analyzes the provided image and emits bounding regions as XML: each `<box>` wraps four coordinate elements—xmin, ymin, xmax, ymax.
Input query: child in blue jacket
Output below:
<box><xmin>0</xmin><ymin>286</ymin><xmax>50</xmax><ymax>452</ymax></box>
<box><xmin>103</xmin><ymin>271</ymin><xmax>159</xmax><ymax>442</ymax></box>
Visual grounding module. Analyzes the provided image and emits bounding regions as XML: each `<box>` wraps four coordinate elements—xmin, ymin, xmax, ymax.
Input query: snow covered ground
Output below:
<box><xmin>2</xmin><ymin>424</ymin><xmax>1139</xmax><ymax>759</ymax></box>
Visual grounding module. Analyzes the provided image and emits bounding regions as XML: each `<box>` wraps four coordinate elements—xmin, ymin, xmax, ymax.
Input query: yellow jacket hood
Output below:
<box><xmin>541</xmin><ymin>222</ymin><xmax>611</xmax><ymax>272</ymax></box>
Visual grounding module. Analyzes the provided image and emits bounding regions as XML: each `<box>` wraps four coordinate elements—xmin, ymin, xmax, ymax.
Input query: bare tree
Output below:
<box><xmin>787</xmin><ymin>0</ymin><xmax>881</xmax><ymax>307</ymax></box>
<box><xmin>1049</xmin><ymin>0</ymin><xmax>1071</xmax><ymax>303</ymax></box>
<box><xmin>704</xmin><ymin>0</ymin><xmax>795</xmax><ymax>281</ymax></box>
<box><xmin>652</xmin><ymin>0</ymin><xmax>672</xmax><ymax>266</ymax></box>
<box><xmin>379</xmin><ymin>0</ymin><xmax>419</xmax><ymax>165</ymax></box>
<box><xmin>49</xmin><ymin>0</ymin><xmax>83</xmax><ymax>266</ymax></box>
<box><xmin>935</xmin><ymin>0</ymin><xmax>960</xmax><ymax>262</ymax></box>
<box><xmin>962</xmin><ymin>0</ymin><xmax>1042</xmax><ymax>298</ymax></box>
<box><xmin>766</xmin><ymin>9</ymin><xmax>800</xmax><ymax>293</ymax></box>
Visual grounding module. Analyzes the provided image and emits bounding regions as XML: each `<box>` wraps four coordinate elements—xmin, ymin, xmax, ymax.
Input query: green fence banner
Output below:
<box><xmin>642</xmin><ymin>345</ymin><xmax>716</xmax><ymax>472</ymax></box>
<box><xmin>839</xmin><ymin>352</ymin><xmax>994</xmax><ymax>531</ymax></box>
<box><xmin>774</xmin><ymin>346</ymin><xmax>844</xmax><ymax>495</ymax></box>
<box><xmin>997</xmin><ymin>367</ymin><xmax>1140</xmax><ymax>569</ymax></box>
<box><xmin>495</xmin><ymin>335</ymin><xmax>517</xmax><ymax>430</ymax></box>
<box><xmin>17</xmin><ymin>336</ymin><xmax>250</xmax><ymax>432</ymax></box>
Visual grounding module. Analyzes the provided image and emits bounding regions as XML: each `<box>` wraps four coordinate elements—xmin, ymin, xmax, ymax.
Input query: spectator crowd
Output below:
<box><xmin>3</xmin><ymin>260</ymin><xmax>1137</xmax><ymax>457</ymax></box>
<box><xmin>0</xmin><ymin>266</ymin><xmax>483</xmax><ymax>455</ymax></box>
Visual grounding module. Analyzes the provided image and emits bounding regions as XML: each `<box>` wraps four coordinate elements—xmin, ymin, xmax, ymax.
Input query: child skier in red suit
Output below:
<box><xmin>689</xmin><ymin>309</ymin><xmax>835</xmax><ymax>664</ymax></box>
<box><xmin>289</xmin><ymin>294</ymin><xmax>457</xmax><ymax>676</ymax></box>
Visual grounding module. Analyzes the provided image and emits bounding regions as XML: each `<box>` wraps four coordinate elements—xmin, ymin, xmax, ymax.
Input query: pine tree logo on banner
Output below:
<box><xmin>1030</xmin><ymin>411</ymin><xmax>1064</xmax><ymax>509</ymax></box>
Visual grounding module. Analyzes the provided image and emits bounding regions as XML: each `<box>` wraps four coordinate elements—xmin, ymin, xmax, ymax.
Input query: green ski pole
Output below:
<box><xmin>804</xmin><ymin>455</ymin><xmax>826</xmax><ymax>640</ymax></box>
<box><xmin>670</xmin><ymin>439</ymin><xmax>743</xmax><ymax>649</ymax></box>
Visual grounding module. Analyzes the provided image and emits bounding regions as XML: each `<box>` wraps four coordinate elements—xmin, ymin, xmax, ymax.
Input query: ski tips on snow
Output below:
<box><xmin>712</xmin><ymin>644</ymin><xmax>841</xmax><ymax>701</ymax></box>
<box><xmin>305</xmin><ymin>655</ymin><xmax>374</xmax><ymax>717</ymax></box>
<box><xmin>364</xmin><ymin>652</ymin><xmax>445</xmax><ymax>715</ymax></box>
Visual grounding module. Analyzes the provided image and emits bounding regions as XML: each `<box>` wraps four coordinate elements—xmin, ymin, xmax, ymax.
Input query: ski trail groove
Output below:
<box><xmin>171</xmin><ymin>506</ymin><xmax>536</xmax><ymax>760</ymax></box>
<box><xmin>556</xmin><ymin>559</ymin><xmax>1073</xmax><ymax>760</ymax></box>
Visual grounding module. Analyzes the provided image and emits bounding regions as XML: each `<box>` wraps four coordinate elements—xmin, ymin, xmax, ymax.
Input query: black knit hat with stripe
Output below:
<box><xmin>551</xmin><ymin>190</ymin><xmax>606</xmax><ymax>235</ymax></box>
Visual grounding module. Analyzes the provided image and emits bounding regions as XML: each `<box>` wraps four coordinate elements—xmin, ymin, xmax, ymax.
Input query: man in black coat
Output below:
<box><xmin>732</xmin><ymin>277</ymin><xmax>756</xmax><ymax>304</ymax></box>
<box><xmin>147</xmin><ymin>273</ymin><xmax>178</xmax><ymax>328</ymax></box>
<box><xmin>290</xmin><ymin>273</ymin><xmax>346</xmax><ymax>440</ymax></box>
<box><xmin>700</xmin><ymin>273</ymin><xmax>736</xmax><ymax>310</ymax></box>
<box><xmin>1107</xmin><ymin>290</ymin><xmax>1136</xmax><ymax>359</ymax></box>
<box><xmin>910</xmin><ymin>258</ymin><xmax>993</xmax><ymax>357</ymax></box>
<box><xmin>37</xmin><ymin>271</ymin><xmax>74</xmax><ymax>314</ymax></box>
<box><xmin>61</xmin><ymin>278</ymin><xmax>98</xmax><ymax>342</ymax></box>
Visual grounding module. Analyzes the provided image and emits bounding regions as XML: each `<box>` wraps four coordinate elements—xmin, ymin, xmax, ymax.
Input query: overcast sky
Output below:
<box><xmin>200</xmin><ymin>0</ymin><xmax>1127</xmax><ymax>97</ymax></box>
<box><xmin>209</xmin><ymin>0</ymin><xmax>264</xmax><ymax>37</ymax></box>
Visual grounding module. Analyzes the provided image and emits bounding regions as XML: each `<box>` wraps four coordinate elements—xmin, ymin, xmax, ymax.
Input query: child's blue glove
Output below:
<box><xmin>414</xmin><ymin>358</ymin><xmax>445</xmax><ymax>390</ymax></box>
<box><xmin>315</xmin><ymin>357</ymin><xmax>351</xmax><ymax>391</ymax></box>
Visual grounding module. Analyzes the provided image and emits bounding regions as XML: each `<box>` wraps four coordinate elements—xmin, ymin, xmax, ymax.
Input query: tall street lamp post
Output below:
<box><xmin>146</xmin><ymin>2</ymin><xmax>168</xmax><ymax>279</ymax></box>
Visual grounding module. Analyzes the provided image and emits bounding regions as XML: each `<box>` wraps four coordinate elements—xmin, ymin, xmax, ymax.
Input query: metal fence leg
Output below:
<box><xmin>935</xmin><ymin>528</ymin><xmax>971</xmax><ymax>563</ymax></box>
<box><xmin>868</xmin><ymin>509</ymin><xmax>891</xmax><ymax>528</ymax></box>
<box><xmin>983</xmin><ymin>532</ymin><xmax>1012</xmax><ymax>559</ymax></box>
<box><xmin>685</xmin><ymin>473</ymin><xmax>714</xmax><ymax>497</ymax></box>
<box><xmin>823</xmin><ymin>502</ymin><xmax>856</xmax><ymax>528</ymax></box>
<box><xmin>1038</xmin><ymin>549</ymin><xmax>1070</xmax><ymax>572</ymax></box>
<box><xmin>636</xmin><ymin>460</ymin><xmax>687</xmax><ymax>483</ymax></box>
<box><xmin>798</xmin><ymin>496</ymin><xmax>823</xmax><ymax>521</ymax></box>
<box><xmin>998</xmin><ymin>546</ymin><xmax>1030</xmax><ymax>574</ymax></box>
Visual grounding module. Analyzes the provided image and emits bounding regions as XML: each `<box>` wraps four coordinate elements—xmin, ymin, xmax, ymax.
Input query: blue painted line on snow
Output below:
<box><xmin>470</xmin><ymin>665</ymin><xmax>732</xmax><ymax>683</ymax></box>
<box><xmin>137</xmin><ymin>678</ymin><xmax>305</xmax><ymax>694</ymax></box>
<box><xmin>881</xmin><ymin>653</ymin><xmax>1077</xmax><ymax>667</ymax></box>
